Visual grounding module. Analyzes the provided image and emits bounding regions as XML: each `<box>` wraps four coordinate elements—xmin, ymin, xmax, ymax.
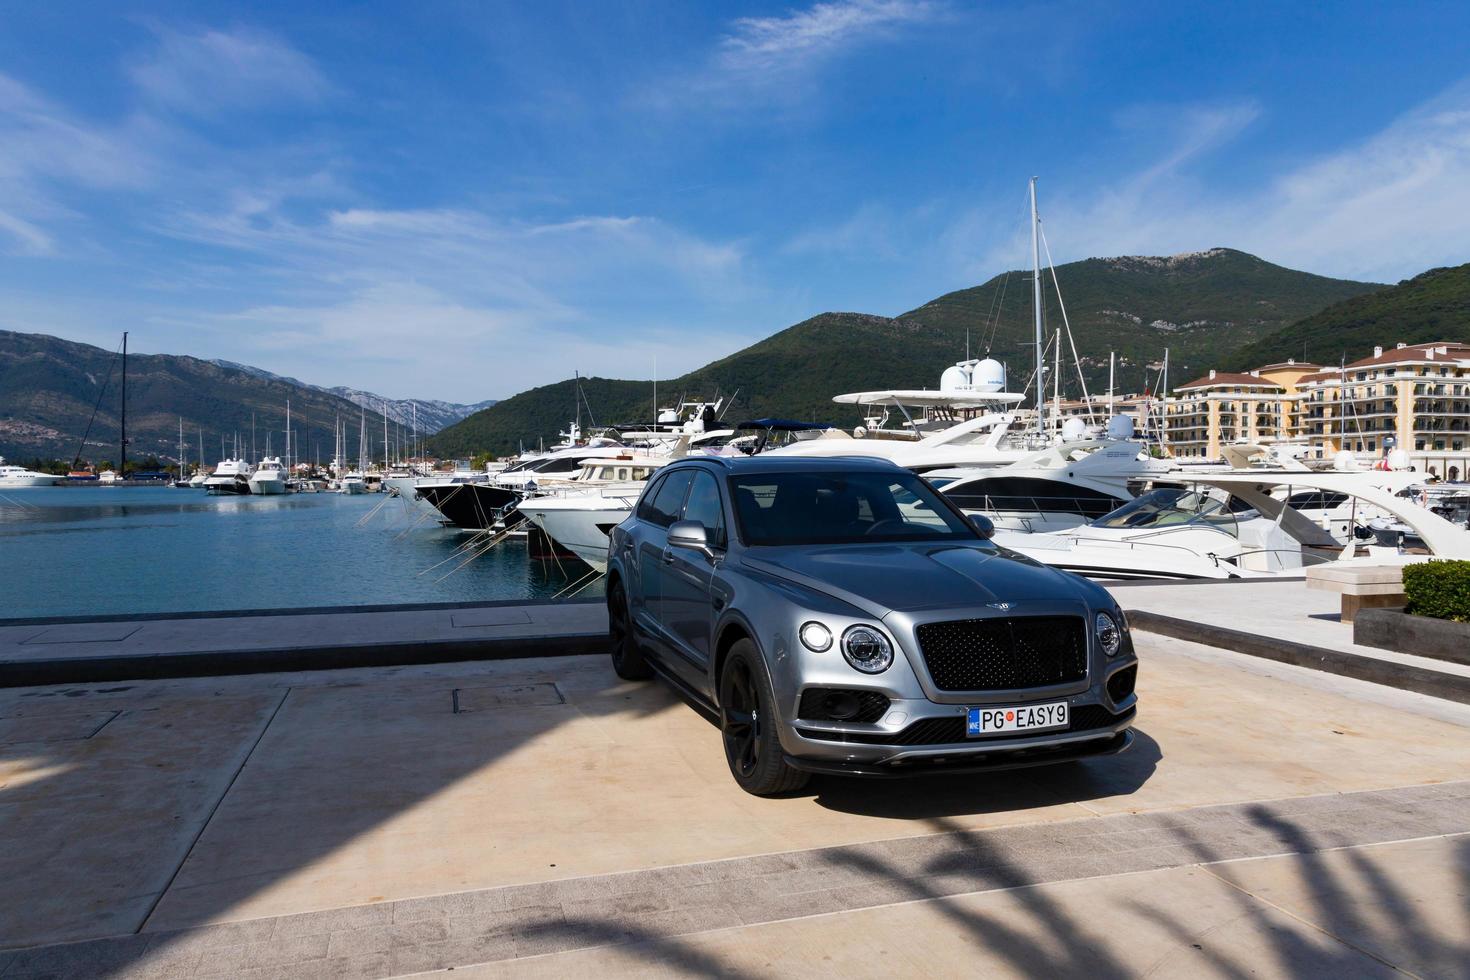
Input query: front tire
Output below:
<box><xmin>718</xmin><ymin>641</ymin><xmax>809</xmax><ymax>796</ymax></box>
<box><xmin>608</xmin><ymin>580</ymin><xmax>652</xmax><ymax>680</ymax></box>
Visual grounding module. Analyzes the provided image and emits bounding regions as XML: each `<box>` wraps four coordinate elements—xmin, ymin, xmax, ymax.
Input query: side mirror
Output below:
<box><xmin>668</xmin><ymin>519</ymin><xmax>714</xmax><ymax>558</ymax></box>
<box><xmin>968</xmin><ymin>514</ymin><xmax>996</xmax><ymax>540</ymax></box>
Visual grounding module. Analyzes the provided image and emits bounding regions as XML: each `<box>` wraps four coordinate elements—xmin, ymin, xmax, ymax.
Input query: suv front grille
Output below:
<box><xmin>915</xmin><ymin>616</ymin><xmax>1087</xmax><ymax>692</ymax></box>
<box><xmin>798</xmin><ymin>704</ymin><xmax>1132</xmax><ymax>746</ymax></box>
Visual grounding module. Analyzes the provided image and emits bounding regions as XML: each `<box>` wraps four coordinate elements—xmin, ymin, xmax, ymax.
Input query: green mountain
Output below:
<box><xmin>0</xmin><ymin>330</ymin><xmax>396</xmax><ymax>469</ymax></box>
<box><xmin>1226</xmin><ymin>262</ymin><xmax>1470</xmax><ymax>370</ymax></box>
<box><xmin>428</xmin><ymin>249</ymin><xmax>1382</xmax><ymax>457</ymax></box>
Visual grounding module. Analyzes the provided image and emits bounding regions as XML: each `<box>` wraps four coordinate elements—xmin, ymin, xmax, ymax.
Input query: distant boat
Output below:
<box><xmin>247</xmin><ymin>457</ymin><xmax>289</xmax><ymax>495</ymax></box>
<box><xmin>204</xmin><ymin>459</ymin><xmax>252</xmax><ymax>495</ymax></box>
<box><xmin>340</xmin><ymin>472</ymin><xmax>367</xmax><ymax>494</ymax></box>
<box><xmin>0</xmin><ymin>457</ymin><xmax>63</xmax><ymax>488</ymax></box>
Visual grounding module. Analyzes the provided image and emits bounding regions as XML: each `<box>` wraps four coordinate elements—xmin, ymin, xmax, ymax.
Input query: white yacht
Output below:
<box><xmin>204</xmin><ymin>459</ymin><xmax>252</xmax><ymax>495</ymax></box>
<box><xmin>516</xmin><ymin>455</ymin><xmax>673</xmax><ymax>570</ymax></box>
<box><xmin>339</xmin><ymin>472</ymin><xmax>367</xmax><ymax>495</ymax></box>
<box><xmin>994</xmin><ymin>470</ymin><xmax>1470</xmax><ymax>580</ymax></box>
<box><xmin>247</xmin><ymin>457</ymin><xmax>290</xmax><ymax>495</ymax></box>
<box><xmin>927</xmin><ymin>429</ymin><xmax>1172</xmax><ymax>534</ymax></box>
<box><xmin>0</xmin><ymin>457</ymin><xmax>63</xmax><ymax>488</ymax></box>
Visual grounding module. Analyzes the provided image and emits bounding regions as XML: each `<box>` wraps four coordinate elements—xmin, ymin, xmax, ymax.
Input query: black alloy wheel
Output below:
<box><xmin>718</xmin><ymin>640</ymin><xmax>809</xmax><ymax>796</ymax></box>
<box><xmin>608</xmin><ymin>581</ymin><xmax>652</xmax><ymax>680</ymax></box>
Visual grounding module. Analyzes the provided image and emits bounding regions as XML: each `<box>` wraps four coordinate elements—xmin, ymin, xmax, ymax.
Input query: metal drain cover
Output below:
<box><xmin>452</xmin><ymin>683</ymin><xmax>564</xmax><ymax>713</ymax></box>
<box><xmin>0</xmin><ymin>710</ymin><xmax>120</xmax><ymax>745</ymax></box>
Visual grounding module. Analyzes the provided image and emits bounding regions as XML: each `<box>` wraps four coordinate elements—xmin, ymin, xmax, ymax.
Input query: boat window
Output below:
<box><xmin>1092</xmin><ymin>487</ymin><xmax>1239</xmax><ymax>536</ymax></box>
<box><xmin>681</xmin><ymin>471</ymin><xmax>727</xmax><ymax>548</ymax></box>
<box><xmin>942</xmin><ymin>476</ymin><xmax>1123</xmax><ymax>519</ymax></box>
<box><xmin>641</xmin><ymin>469</ymin><xmax>694</xmax><ymax>529</ymax></box>
<box><xmin>617</xmin><ymin>467</ymin><xmax>630</xmax><ymax>481</ymax></box>
<box><xmin>1285</xmin><ymin>491</ymin><xmax>1349</xmax><ymax>510</ymax></box>
<box><xmin>729</xmin><ymin>471</ymin><xmax>977</xmax><ymax>546</ymax></box>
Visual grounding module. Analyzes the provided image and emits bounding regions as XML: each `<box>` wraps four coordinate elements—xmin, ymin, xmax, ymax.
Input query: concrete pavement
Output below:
<box><xmin>2</xmin><ymin>628</ymin><xmax>1468</xmax><ymax>977</ymax></box>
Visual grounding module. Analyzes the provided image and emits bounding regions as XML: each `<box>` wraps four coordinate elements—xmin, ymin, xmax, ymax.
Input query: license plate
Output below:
<box><xmin>967</xmin><ymin>700</ymin><xmax>1069</xmax><ymax>737</ymax></box>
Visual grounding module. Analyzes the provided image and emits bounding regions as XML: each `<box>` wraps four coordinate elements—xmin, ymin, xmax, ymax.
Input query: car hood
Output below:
<box><xmin>740</xmin><ymin>542</ymin><xmax>1094</xmax><ymax>618</ymax></box>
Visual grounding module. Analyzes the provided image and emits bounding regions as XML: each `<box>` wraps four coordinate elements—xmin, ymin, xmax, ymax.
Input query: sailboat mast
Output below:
<box><xmin>178</xmin><ymin>416</ymin><xmax>184</xmax><ymax>480</ymax></box>
<box><xmin>1030</xmin><ymin>179</ymin><xmax>1044</xmax><ymax>438</ymax></box>
<box><xmin>286</xmin><ymin>400</ymin><xmax>292</xmax><ymax>475</ymax></box>
<box><xmin>1052</xmin><ymin>328</ymin><xmax>1061</xmax><ymax>425</ymax></box>
<box><xmin>1108</xmin><ymin>352</ymin><xmax>1116</xmax><ymax>417</ymax></box>
<box><xmin>119</xmin><ymin>331</ymin><xmax>128</xmax><ymax>478</ymax></box>
<box><xmin>383</xmin><ymin>402</ymin><xmax>389</xmax><ymax>469</ymax></box>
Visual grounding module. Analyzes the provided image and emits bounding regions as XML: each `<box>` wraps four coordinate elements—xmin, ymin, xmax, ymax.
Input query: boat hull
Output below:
<box><xmin>520</xmin><ymin>501</ymin><xmax>633</xmax><ymax>572</ymax></box>
<box><xmin>417</xmin><ymin>482</ymin><xmax>522</xmax><ymax>530</ymax></box>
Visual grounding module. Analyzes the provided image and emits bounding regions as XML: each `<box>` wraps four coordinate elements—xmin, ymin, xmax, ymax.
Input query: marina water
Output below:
<box><xmin>0</xmin><ymin>487</ymin><xmax>589</xmax><ymax>619</ymax></box>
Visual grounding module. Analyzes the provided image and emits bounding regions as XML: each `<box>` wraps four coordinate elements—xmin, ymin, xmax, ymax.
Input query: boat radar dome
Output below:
<box><xmin>1333</xmin><ymin>450</ymin><xmax>1359</xmax><ymax>472</ymax></box>
<box><xmin>1386</xmin><ymin>448</ymin><xmax>1412</xmax><ymax>471</ymax></box>
<box><xmin>1104</xmin><ymin>414</ymin><xmax>1135</xmax><ymax>441</ymax></box>
<box><xmin>971</xmin><ymin>358</ymin><xmax>1006</xmax><ymax>392</ymax></box>
<box><xmin>1061</xmin><ymin>417</ymin><xmax>1088</xmax><ymax>441</ymax></box>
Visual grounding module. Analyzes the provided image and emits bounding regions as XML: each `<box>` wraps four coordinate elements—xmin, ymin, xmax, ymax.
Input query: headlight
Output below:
<box><xmin>799</xmin><ymin>622</ymin><xmax>833</xmax><ymax>652</ymax></box>
<box><xmin>1094</xmin><ymin>611</ymin><xmax>1121</xmax><ymax>657</ymax></box>
<box><xmin>841</xmin><ymin>625</ymin><xmax>893</xmax><ymax>673</ymax></box>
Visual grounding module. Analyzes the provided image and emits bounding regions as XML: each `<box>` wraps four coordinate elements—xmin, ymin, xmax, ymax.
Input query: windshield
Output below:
<box><xmin>729</xmin><ymin>470</ymin><xmax>978</xmax><ymax>546</ymax></box>
<box><xmin>1092</xmin><ymin>486</ymin><xmax>1240</xmax><ymax>535</ymax></box>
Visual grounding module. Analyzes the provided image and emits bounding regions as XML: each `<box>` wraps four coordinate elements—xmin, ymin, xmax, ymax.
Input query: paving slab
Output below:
<box><xmin>459</xmin><ymin>835</ymin><xmax>1470</xmax><ymax>979</ymax></box>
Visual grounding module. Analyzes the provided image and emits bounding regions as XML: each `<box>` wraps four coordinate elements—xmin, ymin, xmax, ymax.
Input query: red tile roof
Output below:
<box><xmin>1343</xmin><ymin>342</ymin><xmax>1470</xmax><ymax>369</ymax></box>
<box><xmin>1175</xmin><ymin>372</ymin><xmax>1283</xmax><ymax>390</ymax></box>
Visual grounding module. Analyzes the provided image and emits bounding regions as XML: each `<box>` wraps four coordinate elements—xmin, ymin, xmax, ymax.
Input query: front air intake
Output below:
<box><xmin>797</xmin><ymin>688</ymin><xmax>890</xmax><ymax>723</ymax></box>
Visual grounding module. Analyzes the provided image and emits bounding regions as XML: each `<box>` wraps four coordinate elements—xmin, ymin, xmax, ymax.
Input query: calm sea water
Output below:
<box><xmin>0</xmin><ymin>486</ymin><xmax>591</xmax><ymax>619</ymax></box>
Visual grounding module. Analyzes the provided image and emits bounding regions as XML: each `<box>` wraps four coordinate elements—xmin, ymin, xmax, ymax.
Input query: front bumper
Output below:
<box><xmin>783</xmin><ymin>699</ymin><xmax>1136</xmax><ymax>776</ymax></box>
<box><xmin>786</xmin><ymin>728</ymin><xmax>1133</xmax><ymax>778</ymax></box>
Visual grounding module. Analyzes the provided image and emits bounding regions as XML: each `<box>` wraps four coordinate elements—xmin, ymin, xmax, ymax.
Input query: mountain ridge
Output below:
<box><xmin>426</xmin><ymin>248</ymin><xmax>1384</xmax><ymax>457</ymax></box>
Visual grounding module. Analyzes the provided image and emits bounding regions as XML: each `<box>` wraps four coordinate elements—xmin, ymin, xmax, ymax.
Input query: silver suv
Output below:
<box><xmin>606</xmin><ymin>455</ymin><xmax>1137</xmax><ymax>795</ymax></box>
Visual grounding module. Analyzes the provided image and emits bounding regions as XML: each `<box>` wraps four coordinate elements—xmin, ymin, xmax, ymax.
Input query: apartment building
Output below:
<box><xmin>1297</xmin><ymin>341</ymin><xmax>1470</xmax><ymax>481</ymax></box>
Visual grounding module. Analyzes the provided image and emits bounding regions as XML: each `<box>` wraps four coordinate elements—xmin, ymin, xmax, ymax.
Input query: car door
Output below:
<box><xmin>633</xmin><ymin>468</ymin><xmax>695</xmax><ymax>652</ymax></box>
<box><xmin>661</xmin><ymin>469</ymin><xmax>727</xmax><ymax>678</ymax></box>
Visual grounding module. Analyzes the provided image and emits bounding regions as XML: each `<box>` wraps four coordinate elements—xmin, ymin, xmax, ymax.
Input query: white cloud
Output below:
<box><xmin>719</xmin><ymin>0</ymin><xmax>938</xmax><ymax>75</ymax></box>
<box><xmin>948</xmin><ymin>85</ymin><xmax>1470</xmax><ymax>285</ymax></box>
<box><xmin>639</xmin><ymin>0</ymin><xmax>939</xmax><ymax>110</ymax></box>
<box><xmin>129</xmin><ymin>27</ymin><xmax>331</xmax><ymax>114</ymax></box>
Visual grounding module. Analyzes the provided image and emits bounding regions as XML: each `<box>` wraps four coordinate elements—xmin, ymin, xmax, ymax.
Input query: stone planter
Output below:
<box><xmin>1354</xmin><ymin>607</ymin><xmax>1470</xmax><ymax>666</ymax></box>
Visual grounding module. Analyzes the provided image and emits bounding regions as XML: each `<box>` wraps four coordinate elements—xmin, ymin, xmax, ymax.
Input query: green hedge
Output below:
<box><xmin>1403</xmin><ymin>560</ymin><xmax>1470</xmax><ymax>623</ymax></box>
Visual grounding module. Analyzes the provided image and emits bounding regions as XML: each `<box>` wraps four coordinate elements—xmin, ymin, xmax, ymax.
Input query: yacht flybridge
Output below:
<box><xmin>994</xmin><ymin>469</ymin><xmax>1470</xmax><ymax>581</ymax></box>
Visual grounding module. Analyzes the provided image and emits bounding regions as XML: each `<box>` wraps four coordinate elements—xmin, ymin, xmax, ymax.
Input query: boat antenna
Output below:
<box><xmin>1029</xmin><ymin>178</ymin><xmax>1045</xmax><ymax>438</ymax></box>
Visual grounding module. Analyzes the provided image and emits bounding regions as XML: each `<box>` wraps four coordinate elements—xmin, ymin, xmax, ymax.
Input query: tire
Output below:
<box><xmin>718</xmin><ymin>640</ymin><xmax>810</xmax><ymax>796</ymax></box>
<box><xmin>608</xmin><ymin>580</ymin><xmax>653</xmax><ymax>680</ymax></box>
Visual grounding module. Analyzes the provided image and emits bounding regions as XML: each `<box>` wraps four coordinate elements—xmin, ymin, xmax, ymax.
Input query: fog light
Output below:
<box><xmin>821</xmin><ymin>691</ymin><xmax>860</xmax><ymax>720</ymax></box>
<box><xmin>841</xmin><ymin>626</ymin><xmax>893</xmax><ymax>673</ymax></box>
<box><xmin>799</xmin><ymin>622</ymin><xmax>833</xmax><ymax>652</ymax></box>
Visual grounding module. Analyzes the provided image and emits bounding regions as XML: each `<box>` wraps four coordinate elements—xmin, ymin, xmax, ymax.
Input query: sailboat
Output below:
<box><xmin>188</xmin><ymin>429</ymin><xmax>208</xmax><ymax>487</ymax></box>
<box><xmin>340</xmin><ymin>411</ymin><xmax>367</xmax><ymax>494</ymax></box>
<box><xmin>173</xmin><ymin>417</ymin><xmax>191</xmax><ymax>487</ymax></box>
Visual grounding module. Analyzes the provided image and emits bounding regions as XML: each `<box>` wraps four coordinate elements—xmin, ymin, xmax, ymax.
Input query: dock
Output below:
<box><xmin>2</xmin><ymin>581</ymin><xmax>1468</xmax><ymax>978</ymax></box>
<box><xmin>0</xmin><ymin>599</ymin><xmax>607</xmax><ymax>688</ymax></box>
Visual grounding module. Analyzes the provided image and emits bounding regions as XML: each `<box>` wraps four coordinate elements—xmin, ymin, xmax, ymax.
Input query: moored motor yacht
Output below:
<box><xmin>204</xmin><ymin>459</ymin><xmax>252</xmax><ymax>495</ymax></box>
<box><xmin>0</xmin><ymin>457</ymin><xmax>63</xmax><ymax>488</ymax></box>
<box><xmin>926</xmin><ymin>424</ymin><xmax>1171</xmax><ymax>534</ymax></box>
<box><xmin>247</xmin><ymin>457</ymin><xmax>290</xmax><ymax>495</ymax></box>
<box><xmin>994</xmin><ymin>469</ymin><xmax>1470</xmax><ymax>580</ymax></box>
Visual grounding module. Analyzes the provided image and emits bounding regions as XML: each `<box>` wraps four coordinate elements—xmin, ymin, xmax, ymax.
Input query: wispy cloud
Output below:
<box><xmin>639</xmin><ymin>0</ymin><xmax>940</xmax><ymax>110</ymax></box>
<box><xmin>719</xmin><ymin>0</ymin><xmax>938</xmax><ymax>75</ymax></box>
<box><xmin>128</xmin><ymin>26</ymin><xmax>332</xmax><ymax>114</ymax></box>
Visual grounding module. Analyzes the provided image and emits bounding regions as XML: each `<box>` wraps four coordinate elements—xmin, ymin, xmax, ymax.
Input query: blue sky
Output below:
<box><xmin>2</xmin><ymin>1</ymin><xmax>1468</xmax><ymax>402</ymax></box>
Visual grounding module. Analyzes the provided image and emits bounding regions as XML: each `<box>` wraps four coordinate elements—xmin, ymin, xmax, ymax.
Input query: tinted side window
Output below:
<box><xmin>644</xmin><ymin>470</ymin><xmax>694</xmax><ymax>528</ymax></box>
<box><xmin>681</xmin><ymin>470</ymin><xmax>727</xmax><ymax>547</ymax></box>
<box><xmin>636</xmin><ymin>474</ymin><xmax>669</xmax><ymax>523</ymax></box>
